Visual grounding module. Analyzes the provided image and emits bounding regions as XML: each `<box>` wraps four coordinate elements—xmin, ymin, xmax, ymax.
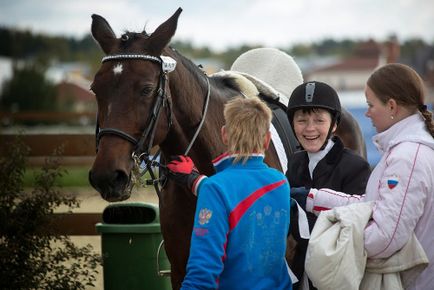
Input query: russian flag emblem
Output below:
<box><xmin>387</xmin><ymin>179</ymin><xmax>398</xmax><ymax>189</ymax></box>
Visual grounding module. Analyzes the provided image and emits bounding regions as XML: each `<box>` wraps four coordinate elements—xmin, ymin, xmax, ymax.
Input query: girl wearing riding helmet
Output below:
<box><xmin>286</xmin><ymin>81</ymin><xmax>371</xmax><ymax>290</ymax></box>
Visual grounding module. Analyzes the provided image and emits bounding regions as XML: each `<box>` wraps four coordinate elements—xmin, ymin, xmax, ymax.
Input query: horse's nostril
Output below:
<box><xmin>88</xmin><ymin>168</ymin><xmax>132</xmax><ymax>201</ymax></box>
<box><xmin>114</xmin><ymin>170</ymin><xmax>129</xmax><ymax>188</ymax></box>
<box><xmin>88</xmin><ymin>170</ymin><xmax>104</xmax><ymax>194</ymax></box>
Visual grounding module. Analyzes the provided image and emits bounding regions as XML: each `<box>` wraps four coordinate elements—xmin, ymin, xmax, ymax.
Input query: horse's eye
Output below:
<box><xmin>140</xmin><ymin>86</ymin><xmax>153</xmax><ymax>96</ymax></box>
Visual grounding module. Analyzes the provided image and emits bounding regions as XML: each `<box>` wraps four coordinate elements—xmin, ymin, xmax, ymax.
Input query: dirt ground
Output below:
<box><xmin>61</xmin><ymin>186</ymin><xmax>160</xmax><ymax>290</ymax></box>
<box><xmin>57</xmin><ymin>186</ymin><xmax>159</xmax><ymax>213</ymax></box>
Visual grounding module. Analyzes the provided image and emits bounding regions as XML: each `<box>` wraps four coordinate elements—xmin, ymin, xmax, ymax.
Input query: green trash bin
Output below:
<box><xmin>96</xmin><ymin>202</ymin><xmax>171</xmax><ymax>290</ymax></box>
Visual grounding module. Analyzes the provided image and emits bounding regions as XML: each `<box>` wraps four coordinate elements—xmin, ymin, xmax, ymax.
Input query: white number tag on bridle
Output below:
<box><xmin>161</xmin><ymin>56</ymin><xmax>177</xmax><ymax>73</ymax></box>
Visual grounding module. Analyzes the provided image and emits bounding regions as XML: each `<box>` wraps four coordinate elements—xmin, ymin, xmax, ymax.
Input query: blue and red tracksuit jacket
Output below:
<box><xmin>181</xmin><ymin>153</ymin><xmax>292</xmax><ymax>290</ymax></box>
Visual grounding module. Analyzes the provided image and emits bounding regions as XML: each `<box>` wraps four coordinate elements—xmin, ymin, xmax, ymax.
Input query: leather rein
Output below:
<box><xmin>95</xmin><ymin>54</ymin><xmax>210</xmax><ymax>196</ymax></box>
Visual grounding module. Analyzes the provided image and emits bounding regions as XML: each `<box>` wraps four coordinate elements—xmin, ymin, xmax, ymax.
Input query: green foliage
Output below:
<box><xmin>0</xmin><ymin>27</ymin><xmax>102</xmax><ymax>65</ymax></box>
<box><xmin>0</xmin><ymin>63</ymin><xmax>57</xmax><ymax>113</ymax></box>
<box><xmin>23</xmin><ymin>166</ymin><xmax>92</xmax><ymax>188</ymax></box>
<box><xmin>0</xmin><ymin>26</ymin><xmax>432</xmax><ymax>79</ymax></box>
<box><xmin>0</xmin><ymin>137</ymin><xmax>100</xmax><ymax>290</ymax></box>
<box><xmin>400</xmin><ymin>38</ymin><xmax>430</xmax><ymax>59</ymax></box>
<box><xmin>216</xmin><ymin>44</ymin><xmax>262</xmax><ymax>69</ymax></box>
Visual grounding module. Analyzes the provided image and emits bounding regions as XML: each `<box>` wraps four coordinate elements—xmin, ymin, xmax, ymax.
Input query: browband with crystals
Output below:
<box><xmin>102</xmin><ymin>54</ymin><xmax>161</xmax><ymax>63</ymax></box>
<box><xmin>101</xmin><ymin>54</ymin><xmax>177</xmax><ymax>73</ymax></box>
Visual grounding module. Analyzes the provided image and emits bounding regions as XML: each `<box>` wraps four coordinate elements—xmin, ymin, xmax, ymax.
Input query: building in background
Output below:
<box><xmin>306</xmin><ymin>39</ymin><xmax>385</xmax><ymax>91</ymax></box>
<box><xmin>304</xmin><ymin>37</ymin><xmax>433</xmax><ymax>105</ymax></box>
<box><xmin>0</xmin><ymin>56</ymin><xmax>13</xmax><ymax>94</ymax></box>
<box><xmin>55</xmin><ymin>74</ymin><xmax>95</xmax><ymax>113</ymax></box>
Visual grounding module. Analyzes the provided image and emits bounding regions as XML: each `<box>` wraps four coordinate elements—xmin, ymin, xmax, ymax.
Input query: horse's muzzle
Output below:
<box><xmin>88</xmin><ymin>169</ymin><xmax>132</xmax><ymax>201</ymax></box>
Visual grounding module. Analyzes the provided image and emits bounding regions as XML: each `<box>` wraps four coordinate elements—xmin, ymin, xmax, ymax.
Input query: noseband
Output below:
<box><xmin>94</xmin><ymin>53</ymin><xmax>210</xmax><ymax>195</ymax></box>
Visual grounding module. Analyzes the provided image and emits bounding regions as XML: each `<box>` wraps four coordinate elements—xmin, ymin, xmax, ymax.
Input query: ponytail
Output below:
<box><xmin>419</xmin><ymin>105</ymin><xmax>434</xmax><ymax>138</ymax></box>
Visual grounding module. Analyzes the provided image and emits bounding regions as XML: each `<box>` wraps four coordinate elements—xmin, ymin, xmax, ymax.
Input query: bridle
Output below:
<box><xmin>94</xmin><ymin>53</ymin><xmax>210</xmax><ymax>195</ymax></box>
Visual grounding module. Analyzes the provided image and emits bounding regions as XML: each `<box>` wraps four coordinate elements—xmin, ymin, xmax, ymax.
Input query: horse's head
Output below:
<box><xmin>88</xmin><ymin>8</ymin><xmax>182</xmax><ymax>201</ymax></box>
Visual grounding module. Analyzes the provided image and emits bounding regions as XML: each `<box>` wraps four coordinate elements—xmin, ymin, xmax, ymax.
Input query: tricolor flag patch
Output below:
<box><xmin>387</xmin><ymin>178</ymin><xmax>399</xmax><ymax>189</ymax></box>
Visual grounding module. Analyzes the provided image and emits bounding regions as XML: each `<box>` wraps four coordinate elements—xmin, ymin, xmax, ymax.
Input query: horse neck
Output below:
<box><xmin>159</xmin><ymin>52</ymin><xmax>232</xmax><ymax>174</ymax></box>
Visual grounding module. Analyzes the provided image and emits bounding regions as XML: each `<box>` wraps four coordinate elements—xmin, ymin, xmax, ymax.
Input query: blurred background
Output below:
<box><xmin>0</xmin><ymin>1</ymin><xmax>433</xmax><ymax>289</ymax></box>
<box><xmin>1</xmin><ymin>0</ymin><xmax>433</xmax><ymax>165</ymax></box>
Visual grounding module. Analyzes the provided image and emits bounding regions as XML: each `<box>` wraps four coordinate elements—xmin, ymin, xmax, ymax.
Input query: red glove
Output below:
<box><xmin>166</xmin><ymin>155</ymin><xmax>206</xmax><ymax>195</ymax></box>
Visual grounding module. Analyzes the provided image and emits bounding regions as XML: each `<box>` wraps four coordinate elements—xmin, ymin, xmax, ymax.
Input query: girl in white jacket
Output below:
<box><xmin>303</xmin><ymin>63</ymin><xmax>434</xmax><ymax>290</ymax></box>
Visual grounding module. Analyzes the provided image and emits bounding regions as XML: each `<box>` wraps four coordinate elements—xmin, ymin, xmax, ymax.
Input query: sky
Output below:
<box><xmin>0</xmin><ymin>0</ymin><xmax>433</xmax><ymax>51</ymax></box>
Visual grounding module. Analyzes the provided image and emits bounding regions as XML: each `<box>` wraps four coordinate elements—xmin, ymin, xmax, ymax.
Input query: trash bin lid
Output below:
<box><xmin>95</xmin><ymin>222</ymin><xmax>161</xmax><ymax>234</ymax></box>
<box><xmin>102</xmin><ymin>202</ymin><xmax>159</xmax><ymax>224</ymax></box>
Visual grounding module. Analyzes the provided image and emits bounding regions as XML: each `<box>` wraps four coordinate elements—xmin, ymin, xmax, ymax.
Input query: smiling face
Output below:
<box><xmin>293</xmin><ymin>108</ymin><xmax>336</xmax><ymax>153</ymax></box>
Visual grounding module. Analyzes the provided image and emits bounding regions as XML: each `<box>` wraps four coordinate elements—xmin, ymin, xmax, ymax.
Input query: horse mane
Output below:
<box><xmin>169</xmin><ymin>47</ymin><xmax>206</xmax><ymax>80</ymax></box>
<box><xmin>167</xmin><ymin>46</ymin><xmax>241</xmax><ymax>97</ymax></box>
<box><xmin>165</xmin><ymin>48</ymin><xmax>257</xmax><ymax>97</ymax></box>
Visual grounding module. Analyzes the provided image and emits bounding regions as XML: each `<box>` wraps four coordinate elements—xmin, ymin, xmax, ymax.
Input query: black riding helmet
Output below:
<box><xmin>287</xmin><ymin>81</ymin><xmax>342</xmax><ymax>150</ymax></box>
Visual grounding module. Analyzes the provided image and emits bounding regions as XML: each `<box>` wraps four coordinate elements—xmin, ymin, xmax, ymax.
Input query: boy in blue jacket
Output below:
<box><xmin>167</xmin><ymin>97</ymin><xmax>292</xmax><ymax>289</ymax></box>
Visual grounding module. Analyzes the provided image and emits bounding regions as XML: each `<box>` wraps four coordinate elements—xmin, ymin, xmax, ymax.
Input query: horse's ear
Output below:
<box><xmin>147</xmin><ymin>8</ymin><xmax>182</xmax><ymax>54</ymax></box>
<box><xmin>91</xmin><ymin>14</ymin><xmax>117</xmax><ymax>55</ymax></box>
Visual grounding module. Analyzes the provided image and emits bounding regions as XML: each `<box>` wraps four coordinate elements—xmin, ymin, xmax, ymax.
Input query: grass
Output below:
<box><xmin>23</xmin><ymin>166</ymin><xmax>155</xmax><ymax>188</ymax></box>
<box><xmin>24</xmin><ymin>166</ymin><xmax>91</xmax><ymax>187</ymax></box>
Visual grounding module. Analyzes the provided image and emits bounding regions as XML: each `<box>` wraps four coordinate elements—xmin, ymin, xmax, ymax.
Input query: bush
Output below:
<box><xmin>0</xmin><ymin>63</ymin><xmax>57</xmax><ymax>122</ymax></box>
<box><xmin>0</xmin><ymin>137</ymin><xmax>100</xmax><ymax>290</ymax></box>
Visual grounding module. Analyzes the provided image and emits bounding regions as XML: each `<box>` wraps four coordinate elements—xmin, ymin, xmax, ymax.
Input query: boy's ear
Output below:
<box><xmin>264</xmin><ymin>131</ymin><xmax>271</xmax><ymax>150</ymax></box>
<box><xmin>221</xmin><ymin>126</ymin><xmax>228</xmax><ymax>145</ymax></box>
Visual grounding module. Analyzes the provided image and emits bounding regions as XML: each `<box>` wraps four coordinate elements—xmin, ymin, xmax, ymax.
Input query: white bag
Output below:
<box><xmin>305</xmin><ymin>202</ymin><xmax>373</xmax><ymax>290</ymax></box>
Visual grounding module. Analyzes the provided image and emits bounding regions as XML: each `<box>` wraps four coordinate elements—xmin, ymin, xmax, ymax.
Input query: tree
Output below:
<box><xmin>0</xmin><ymin>63</ymin><xmax>57</xmax><ymax>112</ymax></box>
<box><xmin>0</xmin><ymin>138</ymin><xmax>100</xmax><ymax>290</ymax></box>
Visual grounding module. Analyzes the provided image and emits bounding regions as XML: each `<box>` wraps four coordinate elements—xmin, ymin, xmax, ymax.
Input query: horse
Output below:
<box><xmin>89</xmin><ymin>8</ymin><xmax>366</xmax><ymax>289</ymax></box>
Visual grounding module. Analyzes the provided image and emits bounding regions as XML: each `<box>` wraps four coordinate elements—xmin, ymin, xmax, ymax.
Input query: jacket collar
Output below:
<box><xmin>325</xmin><ymin>136</ymin><xmax>344</xmax><ymax>163</ymax></box>
<box><xmin>373</xmin><ymin>113</ymin><xmax>434</xmax><ymax>154</ymax></box>
<box><xmin>212</xmin><ymin>152</ymin><xmax>265</xmax><ymax>172</ymax></box>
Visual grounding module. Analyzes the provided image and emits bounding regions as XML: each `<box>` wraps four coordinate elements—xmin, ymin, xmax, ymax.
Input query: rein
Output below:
<box><xmin>95</xmin><ymin>53</ymin><xmax>210</xmax><ymax>196</ymax></box>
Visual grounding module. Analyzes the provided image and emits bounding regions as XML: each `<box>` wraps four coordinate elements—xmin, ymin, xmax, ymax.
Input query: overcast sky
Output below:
<box><xmin>1</xmin><ymin>0</ymin><xmax>433</xmax><ymax>51</ymax></box>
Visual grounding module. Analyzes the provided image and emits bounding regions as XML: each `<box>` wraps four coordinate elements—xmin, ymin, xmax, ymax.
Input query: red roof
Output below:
<box><xmin>314</xmin><ymin>57</ymin><xmax>379</xmax><ymax>72</ymax></box>
<box><xmin>312</xmin><ymin>40</ymin><xmax>381</xmax><ymax>73</ymax></box>
<box><xmin>56</xmin><ymin>81</ymin><xmax>94</xmax><ymax>102</ymax></box>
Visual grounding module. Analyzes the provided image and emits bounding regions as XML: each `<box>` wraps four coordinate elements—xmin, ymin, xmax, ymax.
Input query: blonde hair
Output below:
<box><xmin>223</xmin><ymin>97</ymin><xmax>272</xmax><ymax>163</ymax></box>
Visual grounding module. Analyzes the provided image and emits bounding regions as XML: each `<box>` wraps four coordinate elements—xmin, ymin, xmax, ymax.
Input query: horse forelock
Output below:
<box><xmin>109</xmin><ymin>30</ymin><xmax>161</xmax><ymax>57</ymax></box>
<box><xmin>141</xmin><ymin>25</ymin><xmax>150</xmax><ymax>36</ymax></box>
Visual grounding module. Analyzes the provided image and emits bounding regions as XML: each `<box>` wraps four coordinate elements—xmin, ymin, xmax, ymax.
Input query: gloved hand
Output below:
<box><xmin>290</xmin><ymin>187</ymin><xmax>310</xmax><ymax>210</ymax></box>
<box><xmin>166</xmin><ymin>155</ymin><xmax>206</xmax><ymax>195</ymax></box>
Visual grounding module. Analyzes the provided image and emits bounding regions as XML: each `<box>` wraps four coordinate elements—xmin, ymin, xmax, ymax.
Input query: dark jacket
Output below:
<box><xmin>286</xmin><ymin>136</ymin><xmax>371</xmax><ymax>289</ymax></box>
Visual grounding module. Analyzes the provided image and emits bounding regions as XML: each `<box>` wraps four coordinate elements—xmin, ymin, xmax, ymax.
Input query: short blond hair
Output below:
<box><xmin>223</xmin><ymin>97</ymin><xmax>272</xmax><ymax>163</ymax></box>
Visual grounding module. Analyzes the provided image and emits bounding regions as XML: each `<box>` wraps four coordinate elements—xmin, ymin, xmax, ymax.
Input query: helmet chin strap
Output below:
<box><xmin>319</xmin><ymin>114</ymin><xmax>338</xmax><ymax>150</ymax></box>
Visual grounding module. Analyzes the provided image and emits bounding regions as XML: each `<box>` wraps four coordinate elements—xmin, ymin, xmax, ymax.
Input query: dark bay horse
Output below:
<box><xmin>89</xmin><ymin>8</ymin><xmax>366</xmax><ymax>289</ymax></box>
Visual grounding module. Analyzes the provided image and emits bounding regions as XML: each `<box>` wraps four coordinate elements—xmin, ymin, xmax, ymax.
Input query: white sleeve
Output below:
<box><xmin>306</xmin><ymin>188</ymin><xmax>364</xmax><ymax>215</ymax></box>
